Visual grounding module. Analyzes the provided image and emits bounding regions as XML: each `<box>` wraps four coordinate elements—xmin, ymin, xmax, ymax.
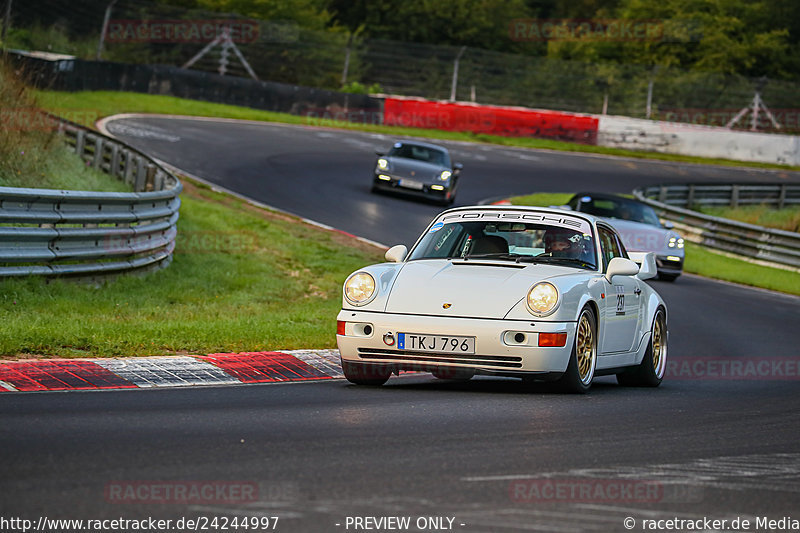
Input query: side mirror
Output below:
<box><xmin>605</xmin><ymin>257</ymin><xmax>640</xmax><ymax>282</ymax></box>
<box><xmin>663</xmin><ymin>221</ymin><xmax>674</xmax><ymax>230</ymax></box>
<box><xmin>628</xmin><ymin>252</ymin><xmax>657</xmax><ymax>281</ymax></box>
<box><xmin>385</xmin><ymin>244</ymin><xmax>408</xmax><ymax>263</ymax></box>
<box><xmin>453</xmin><ymin>162</ymin><xmax>463</xmax><ymax>170</ymax></box>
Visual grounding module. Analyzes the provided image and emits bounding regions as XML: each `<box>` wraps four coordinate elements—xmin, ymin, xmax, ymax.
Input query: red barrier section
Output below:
<box><xmin>0</xmin><ymin>360</ymin><xmax>136</xmax><ymax>391</ymax></box>
<box><xmin>198</xmin><ymin>352</ymin><xmax>332</xmax><ymax>383</ymax></box>
<box><xmin>383</xmin><ymin>98</ymin><xmax>598</xmax><ymax>144</ymax></box>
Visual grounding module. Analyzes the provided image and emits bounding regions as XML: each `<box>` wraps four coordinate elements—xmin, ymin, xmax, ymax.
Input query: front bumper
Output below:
<box><xmin>655</xmin><ymin>255</ymin><xmax>684</xmax><ymax>275</ymax></box>
<box><xmin>372</xmin><ymin>174</ymin><xmax>453</xmax><ymax>201</ymax></box>
<box><xmin>337</xmin><ymin>310</ymin><xmax>576</xmax><ymax>378</ymax></box>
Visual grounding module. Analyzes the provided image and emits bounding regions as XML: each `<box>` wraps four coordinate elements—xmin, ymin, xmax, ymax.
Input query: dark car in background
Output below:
<box><xmin>565</xmin><ymin>192</ymin><xmax>685</xmax><ymax>281</ymax></box>
<box><xmin>371</xmin><ymin>141</ymin><xmax>462</xmax><ymax>205</ymax></box>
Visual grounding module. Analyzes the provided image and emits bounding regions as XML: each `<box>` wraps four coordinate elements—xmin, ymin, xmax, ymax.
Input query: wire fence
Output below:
<box><xmin>7</xmin><ymin>0</ymin><xmax>800</xmax><ymax>132</ymax></box>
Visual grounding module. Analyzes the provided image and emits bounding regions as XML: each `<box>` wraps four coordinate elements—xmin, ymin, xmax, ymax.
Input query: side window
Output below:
<box><xmin>616</xmin><ymin>233</ymin><xmax>630</xmax><ymax>259</ymax></box>
<box><xmin>598</xmin><ymin>227</ymin><xmax>622</xmax><ymax>272</ymax></box>
<box><xmin>426</xmin><ymin>224</ymin><xmax>465</xmax><ymax>258</ymax></box>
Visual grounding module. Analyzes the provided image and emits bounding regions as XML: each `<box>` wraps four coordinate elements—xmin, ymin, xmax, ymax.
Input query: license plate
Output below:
<box><xmin>397</xmin><ymin>333</ymin><xmax>475</xmax><ymax>354</ymax></box>
<box><xmin>399</xmin><ymin>179</ymin><xmax>424</xmax><ymax>190</ymax></box>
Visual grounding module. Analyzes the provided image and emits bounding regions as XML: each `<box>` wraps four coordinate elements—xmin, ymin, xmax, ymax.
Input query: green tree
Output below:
<box><xmin>194</xmin><ymin>0</ymin><xmax>334</xmax><ymax>30</ymax></box>
<box><xmin>328</xmin><ymin>0</ymin><xmax>537</xmax><ymax>53</ymax></box>
<box><xmin>546</xmin><ymin>0</ymin><xmax>795</xmax><ymax>79</ymax></box>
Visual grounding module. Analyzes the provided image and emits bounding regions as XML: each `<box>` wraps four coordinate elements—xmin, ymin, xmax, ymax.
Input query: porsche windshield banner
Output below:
<box><xmin>433</xmin><ymin>210</ymin><xmax>593</xmax><ymax>235</ymax></box>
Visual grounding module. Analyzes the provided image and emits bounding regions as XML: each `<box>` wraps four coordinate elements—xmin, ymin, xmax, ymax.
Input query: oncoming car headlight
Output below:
<box><xmin>438</xmin><ymin>170</ymin><xmax>452</xmax><ymax>181</ymax></box>
<box><xmin>377</xmin><ymin>158</ymin><xmax>389</xmax><ymax>170</ymax></box>
<box><xmin>344</xmin><ymin>272</ymin><xmax>376</xmax><ymax>305</ymax></box>
<box><xmin>668</xmin><ymin>236</ymin><xmax>685</xmax><ymax>249</ymax></box>
<box><xmin>527</xmin><ymin>282</ymin><xmax>559</xmax><ymax>316</ymax></box>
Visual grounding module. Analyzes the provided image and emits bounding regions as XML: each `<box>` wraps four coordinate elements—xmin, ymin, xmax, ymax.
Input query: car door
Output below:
<box><xmin>598</xmin><ymin>225</ymin><xmax>642</xmax><ymax>354</ymax></box>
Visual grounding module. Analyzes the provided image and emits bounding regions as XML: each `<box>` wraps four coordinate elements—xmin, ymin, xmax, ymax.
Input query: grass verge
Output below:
<box><xmin>0</xmin><ymin>180</ymin><xmax>383</xmax><ymax>358</ymax></box>
<box><xmin>33</xmin><ymin>89</ymin><xmax>800</xmax><ymax>172</ymax></box>
<box><xmin>1</xmin><ymin>78</ymin><xmax>380</xmax><ymax>358</ymax></box>
<box><xmin>697</xmin><ymin>205</ymin><xmax>800</xmax><ymax>233</ymax></box>
<box><xmin>508</xmin><ymin>192</ymin><xmax>800</xmax><ymax>296</ymax></box>
<box><xmin>0</xmin><ymin>65</ymin><xmax>130</xmax><ymax>191</ymax></box>
<box><xmin>0</xmin><ymin>146</ymin><xmax>132</xmax><ymax>191</ymax></box>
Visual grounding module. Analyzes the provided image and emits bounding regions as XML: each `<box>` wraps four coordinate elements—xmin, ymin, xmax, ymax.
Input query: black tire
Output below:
<box><xmin>657</xmin><ymin>272</ymin><xmax>680</xmax><ymax>282</ymax></box>
<box><xmin>341</xmin><ymin>360</ymin><xmax>391</xmax><ymax>386</ymax></box>
<box><xmin>617</xmin><ymin>308</ymin><xmax>667</xmax><ymax>387</ymax></box>
<box><xmin>431</xmin><ymin>367</ymin><xmax>475</xmax><ymax>381</ymax></box>
<box><xmin>556</xmin><ymin>306</ymin><xmax>597</xmax><ymax>394</ymax></box>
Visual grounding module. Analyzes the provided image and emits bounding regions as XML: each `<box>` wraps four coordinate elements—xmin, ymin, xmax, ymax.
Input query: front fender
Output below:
<box><xmin>632</xmin><ymin>288</ymin><xmax>667</xmax><ymax>361</ymax></box>
<box><xmin>341</xmin><ymin>263</ymin><xmax>403</xmax><ymax>312</ymax></box>
<box><xmin>503</xmin><ymin>274</ymin><xmax>605</xmax><ymax>323</ymax></box>
<box><xmin>642</xmin><ymin>290</ymin><xmax>667</xmax><ymax>332</ymax></box>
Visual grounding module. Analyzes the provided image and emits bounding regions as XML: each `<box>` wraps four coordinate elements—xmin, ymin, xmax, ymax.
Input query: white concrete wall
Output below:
<box><xmin>597</xmin><ymin>115</ymin><xmax>800</xmax><ymax>166</ymax></box>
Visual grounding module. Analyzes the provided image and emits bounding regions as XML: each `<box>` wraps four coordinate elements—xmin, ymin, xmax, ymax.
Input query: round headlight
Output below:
<box><xmin>377</xmin><ymin>158</ymin><xmax>389</xmax><ymax>170</ymax></box>
<box><xmin>439</xmin><ymin>170</ymin><xmax>452</xmax><ymax>180</ymax></box>
<box><xmin>667</xmin><ymin>234</ymin><xmax>684</xmax><ymax>248</ymax></box>
<box><xmin>344</xmin><ymin>272</ymin><xmax>376</xmax><ymax>305</ymax></box>
<box><xmin>527</xmin><ymin>282</ymin><xmax>559</xmax><ymax>316</ymax></box>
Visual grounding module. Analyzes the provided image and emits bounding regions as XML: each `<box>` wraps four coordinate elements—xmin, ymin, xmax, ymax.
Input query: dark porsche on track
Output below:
<box><xmin>371</xmin><ymin>141</ymin><xmax>462</xmax><ymax>205</ymax></box>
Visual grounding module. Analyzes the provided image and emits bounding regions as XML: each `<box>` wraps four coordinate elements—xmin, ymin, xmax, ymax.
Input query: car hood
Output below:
<box><xmin>604</xmin><ymin>218</ymin><xmax>668</xmax><ymax>252</ymax></box>
<box><xmin>388</xmin><ymin>158</ymin><xmax>444</xmax><ymax>180</ymax></box>
<box><xmin>384</xmin><ymin>260</ymin><xmax>578</xmax><ymax>318</ymax></box>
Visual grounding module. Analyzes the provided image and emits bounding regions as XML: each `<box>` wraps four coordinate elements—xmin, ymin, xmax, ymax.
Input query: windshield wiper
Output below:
<box><xmin>464</xmin><ymin>253</ymin><xmax>542</xmax><ymax>263</ymax></box>
<box><xmin>532</xmin><ymin>256</ymin><xmax>596</xmax><ymax>270</ymax></box>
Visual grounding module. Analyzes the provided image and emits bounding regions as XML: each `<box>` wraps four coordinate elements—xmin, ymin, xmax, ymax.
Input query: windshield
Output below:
<box><xmin>575</xmin><ymin>196</ymin><xmax>661</xmax><ymax>227</ymax></box>
<box><xmin>389</xmin><ymin>143</ymin><xmax>448</xmax><ymax>166</ymax></box>
<box><xmin>409</xmin><ymin>214</ymin><xmax>598</xmax><ymax>270</ymax></box>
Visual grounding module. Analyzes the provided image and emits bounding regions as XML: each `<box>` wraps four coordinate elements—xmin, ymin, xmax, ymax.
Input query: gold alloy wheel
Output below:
<box><xmin>576</xmin><ymin>312</ymin><xmax>595</xmax><ymax>384</ymax></box>
<box><xmin>652</xmin><ymin>313</ymin><xmax>667</xmax><ymax>378</ymax></box>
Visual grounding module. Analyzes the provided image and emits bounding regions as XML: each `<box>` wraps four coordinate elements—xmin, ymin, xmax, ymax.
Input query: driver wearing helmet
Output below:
<box><xmin>543</xmin><ymin>228</ymin><xmax>583</xmax><ymax>259</ymax></box>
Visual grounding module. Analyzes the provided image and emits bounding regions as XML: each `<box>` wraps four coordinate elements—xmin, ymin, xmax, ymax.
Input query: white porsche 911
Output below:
<box><xmin>336</xmin><ymin>206</ymin><xmax>668</xmax><ymax>393</ymax></box>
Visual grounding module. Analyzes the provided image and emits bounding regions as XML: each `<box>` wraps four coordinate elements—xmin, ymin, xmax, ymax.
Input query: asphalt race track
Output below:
<box><xmin>2</xmin><ymin>116</ymin><xmax>800</xmax><ymax>533</ymax></box>
<box><xmin>98</xmin><ymin>116</ymin><xmax>800</xmax><ymax>246</ymax></box>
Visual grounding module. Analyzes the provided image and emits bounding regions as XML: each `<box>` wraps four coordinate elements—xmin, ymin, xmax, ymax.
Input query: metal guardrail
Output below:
<box><xmin>634</xmin><ymin>183</ymin><xmax>800</xmax><ymax>269</ymax></box>
<box><xmin>0</xmin><ymin>116</ymin><xmax>182</xmax><ymax>277</ymax></box>
<box><xmin>643</xmin><ymin>183</ymin><xmax>800</xmax><ymax>209</ymax></box>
